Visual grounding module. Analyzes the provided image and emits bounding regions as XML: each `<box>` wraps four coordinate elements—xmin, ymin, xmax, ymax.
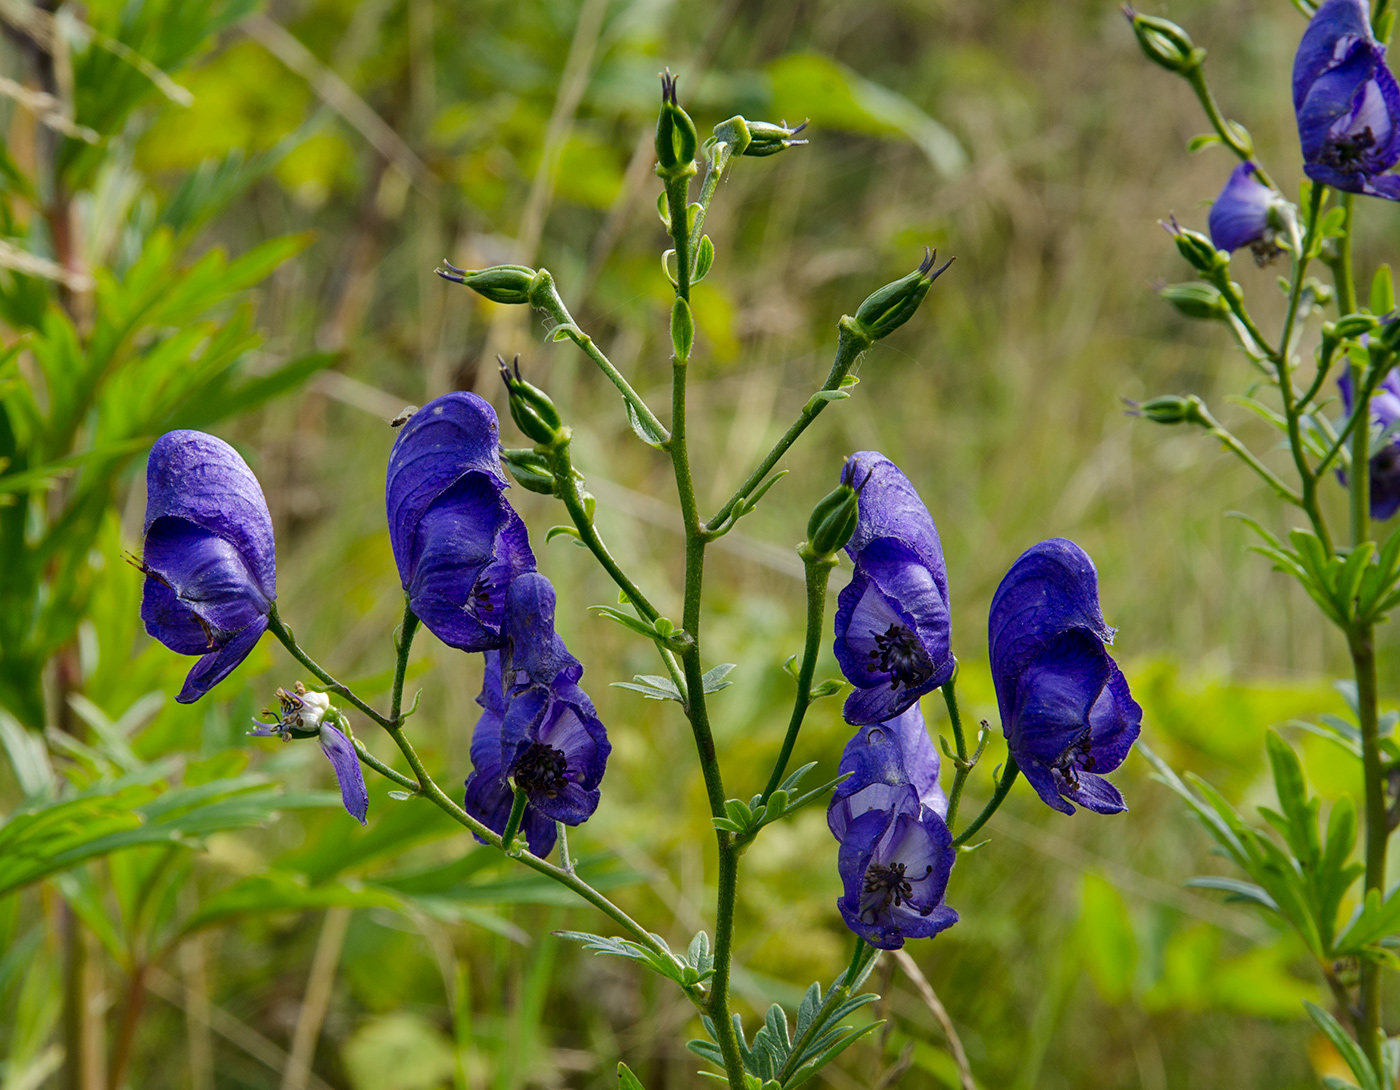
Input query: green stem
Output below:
<box><xmin>706</xmin><ymin>318</ymin><xmax>873</xmax><ymax>534</ymax></box>
<box><xmin>686</xmin><ymin>142</ymin><xmax>732</xmax><ymax>267</ymax></box>
<box><xmin>500</xmin><ymin>787</ymin><xmax>529</xmax><ymax>851</ymax></box>
<box><xmin>267</xmin><ymin>608</ymin><xmax>392</xmax><ymax>729</ymax></box>
<box><xmin>759</xmin><ymin>550</ymin><xmax>836</xmax><ymax>804</ymax></box>
<box><xmin>951</xmin><ymin>757</ymin><xmax>1020</xmax><ymax>848</ymax></box>
<box><xmin>1183</xmin><ymin>65</ymin><xmax>1274</xmax><ymax>189</ymax></box>
<box><xmin>942</xmin><ymin>672</ymin><xmax>973</xmax><ymax>830</ymax></box>
<box><xmin>662</xmin><ymin>161</ymin><xmax>746</xmax><ymax>1090</ymax></box>
<box><xmin>532</xmin><ymin>273</ymin><xmax>670</xmax><ymax>447</ymax></box>
<box><xmin>1192</xmin><ymin>411</ymin><xmax>1304</xmax><ymax>507</ymax></box>
<box><xmin>391</xmin><ymin>600</ymin><xmax>419</xmax><ymax>723</ymax></box>
<box><xmin>1316</xmin><ymin>362</ymin><xmax>1387</xmax><ymax>479</ymax></box>
<box><xmin>776</xmin><ymin>939</ymin><xmax>877</xmax><ymax>1083</ymax></box>
<box><xmin>1351</xmin><ymin>624</ymin><xmax>1386</xmax><ymax>1074</ymax></box>
<box><xmin>1334</xmin><ymin>194</ymin><xmax>1359</xmax><ymax>316</ymax></box>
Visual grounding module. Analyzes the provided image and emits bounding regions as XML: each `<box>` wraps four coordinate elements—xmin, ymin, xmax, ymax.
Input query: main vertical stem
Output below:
<box><xmin>1351</xmin><ymin>357</ymin><xmax>1386</xmax><ymax>1072</ymax></box>
<box><xmin>663</xmin><ymin>166</ymin><xmax>746</xmax><ymax>1088</ymax></box>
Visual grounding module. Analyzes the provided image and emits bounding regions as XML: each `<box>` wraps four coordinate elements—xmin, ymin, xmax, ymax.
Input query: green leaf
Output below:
<box><xmin>1306</xmin><ymin>1001</ymin><xmax>1380</xmax><ymax>1090</ymax></box>
<box><xmin>702</xmin><ymin>663</ymin><xmax>736</xmax><ymax>694</ymax></box>
<box><xmin>618</xmin><ymin>1062</ymin><xmax>646</xmax><ymax>1090</ymax></box>
<box><xmin>625</xmin><ymin>400</ymin><xmax>669</xmax><ymax>450</ymax></box>
<box><xmin>612</xmin><ymin>675</ymin><xmax>684</xmax><ymax>702</ymax></box>
<box><xmin>1264</xmin><ymin>730</ymin><xmax>1320</xmax><ymax>866</ymax></box>
<box><xmin>694</xmin><ymin>235</ymin><xmax>716</xmax><ymax>282</ymax></box>
<box><xmin>671</xmin><ymin>297</ymin><xmax>695</xmax><ymax>361</ymax></box>
<box><xmin>1373</xmin><ymin>264</ymin><xmax>1395</xmax><ymax>315</ymax></box>
<box><xmin>1183</xmin><ymin>876</ymin><xmax>1279</xmax><ymax>911</ymax></box>
<box><xmin>1186</xmin><ymin>133</ymin><xmax>1224</xmax><ymax>152</ymax></box>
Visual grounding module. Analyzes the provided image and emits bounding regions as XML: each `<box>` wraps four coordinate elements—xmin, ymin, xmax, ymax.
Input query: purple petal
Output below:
<box><xmin>407</xmin><ymin>478</ymin><xmax>536</xmax><ymax>651</ymax></box>
<box><xmin>842</xmin><ymin>452</ymin><xmax>949</xmax><ymax>605</ymax></box>
<box><xmin>502</xmin><ymin>572</ymin><xmax>584</xmax><ymax>689</ymax></box>
<box><xmin>1062</xmin><ymin>773</ymin><xmax>1128</xmax><ymax>815</ymax></box>
<box><xmin>988</xmin><ymin>538</ymin><xmax>1114</xmax><ymax>729</ymax></box>
<box><xmin>142</xmin><ymin>517</ymin><xmax>270</xmax><ymax>639</ymax></box>
<box><xmin>835</xmin><ymin>808</ymin><xmax>956</xmax><ymax>950</ymax></box>
<box><xmin>145</xmin><ymin>431</ymin><xmax>275</xmax><ymax>601</ymax></box>
<box><xmin>1208</xmin><ymin>162</ymin><xmax>1275</xmax><ymax>253</ymax></box>
<box><xmin>829</xmin><ymin>721</ymin><xmax>920</xmax><ymax>841</ymax></box>
<box><xmin>176</xmin><ymin>616</ymin><xmax>268</xmax><ymax>703</ymax></box>
<box><xmin>1293</xmin><ymin>0</ymin><xmax>1373</xmax><ymax>111</ymax></box>
<box><xmin>318</xmin><ymin>723</ymin><xmax>368</xmax><ymax>824</ymax></box>
<box><xmin>386</xmin><ymin>392</ymin><xmax>505</xmax><ymax>579</ymax></box>
<box><xmin>888</xmin><ymin>704</ymin><xmax>947</xmax><ymax>818</ymax></box>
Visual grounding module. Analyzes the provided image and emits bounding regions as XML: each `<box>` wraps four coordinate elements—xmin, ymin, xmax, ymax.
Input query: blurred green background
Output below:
<box><xmin>5</xmin><ymin>0</ymin><xmax>1400</xmax><ymax>1087</ymax></box>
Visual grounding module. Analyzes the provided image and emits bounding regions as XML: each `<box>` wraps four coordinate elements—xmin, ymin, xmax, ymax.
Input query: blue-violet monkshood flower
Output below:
<box><xmin>1293</xmin><ymin>0</ymin><xmax>1400</xmax><ymax>199</ymax></box>
<box><xmin>828</xmin><ymin>704</ymin><xmax>947</xmax><ymax>841</ymax></box>
<box><xmin>1338</xmin><ymin>367</ymin><xmax>1400</xmax><ymax>519</ymax></box>
<box><xmin>138</xmin><ymin>430</ymin><xmax>276</xmax><ymax>703</ymax></box>
<box><xmin>249</xmin><ymin>683</ymin><xmax>369</xmax><ymax>824</ymax></box>
<box><xmin>828</xmin><ymin>710</ymin><xmax>957</xmax><ymax>950</ymax></box>
<box><xmin>385</xmin><ymin>391</ymin><xmax>536</xmax><ymax>651</ymax></box>
<box><xmin>989</xmin><ymin>539</ymin><xmax>1142</xmax><ymax>816</ymax></box>
<box><xmin>833</xmin><ymin>452</ymin><xmax>955</xmax><ymax>726</ymax></box>
<box><xmin>464</xmin><ymin>572</ymin><xmax>610</xmax><ymax>855</ymax></box>
<box><xmin>1208</xmin><ymin>162</ymin><xmax>1287</xmax><ymax>262</ymax></box>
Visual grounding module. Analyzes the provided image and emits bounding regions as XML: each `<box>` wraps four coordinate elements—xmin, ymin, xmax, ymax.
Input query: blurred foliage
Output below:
<box><xmin>4</xmin><ymin>0</ymin><xmax>1398</xmax><ymax>1087</ymax></box>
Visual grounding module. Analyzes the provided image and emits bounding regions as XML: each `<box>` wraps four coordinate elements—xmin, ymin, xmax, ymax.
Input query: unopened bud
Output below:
<box><xmin>436</xmin><ymin>261</ymin><xmax>536</xmax><ymax>305</ymax></box>
<box><xmin>806</xmin><ymin>460</ymin><xmax>868</xmax><ymax>558</ymax></box>
<box><xmin>742</xmin><ymin>119</ymin><xmax>809</xmax><ymax>157</ymax></box>
<box><xmin>655</xmin><ymin>70</ymin><xmax>698</xmax><ymax>175</ymax></box>
<box><xmin>498</xmin><ymin>355</ymin><xmax>564</xmax><ymax>446</ymax></box>
<box><xmin>1123</xmin><ymin>7</ymin><xmax>1204</xmax><ymax>74</ymax></box>
<box><xmin>1331</xmin><ymin>314</ymin><xmax>1379</xmax><ymax>340</ymax></box>
<box><xmin>1125</xmin><ymin>394</ymin><xmax>1208</xmax><ymax>426</ymax></box>
<box><xmin>500</xmin><ymin>448</ymin><xmax>558</xmax><ymax>495</ymax></box>
<box><xmin>853</xmin><ymin>248</ymin><xmax>954</xmax><ymax>341</ymax></box>
<box><xmin>1158</xmin><ymin>281</ymin><xmax>1227</xmax><ymax>321</ymax></box>
<box><xmin>1162</xmin><ymin>217</ymin><xmax>1227</xmax><ymax>274</ymax></box>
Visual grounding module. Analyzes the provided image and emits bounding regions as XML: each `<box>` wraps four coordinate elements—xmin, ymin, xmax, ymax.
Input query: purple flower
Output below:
<box><xmin>1338</xmin><ymin>368</ymin><xmax>1400</xmax><ymax>519</ymax></box>
<box><xmin>385</xmin><ymin>392</ymin><xmax>536</xmax><ymax>651</ymax></box>
<box><xmin>828</xmin><ymin>705</ymin><xmax>946</xmax><ymax>842</ymax></box>
<box><xmin>1208</xmin><ymin>162</ymin><xmax>1285</xmax><ymax>261</ymax></box>
<box><xmin>463</xmin><ymin>573</ymin><xmax>610</xmax><ymax>853</ymax></box>
<box><xmin>139</xmin><ymin>431</ymin><xmax>275</xmax><ymax>703</ymax></box>
<box><xmin>249</xmin><ymin>684</ymin><xmax>368</xmax><ymax>824</ymax></box>
<box><xmin>463</xmin><ymin>652</ymin><xmax>559</xmax><ymax>856</ymax></box>
<box><xmin>828</xmin><ymin>707</ymin><xmax>956</xmax><ymax>950</ymax></box>
<box><xmin>1293</xmin><ymin>0</ymin><xmax>1400</xmax><ymax>199</ymax></box>
<box><xmin>989</xmin><ymin>539</ymin><xmax>1142</xmax><ymax>815</ymax></box>
<box><xmin>833</xmin><ymin>453</ymin><xmax>954</xmax><ymax>726</ymax></box>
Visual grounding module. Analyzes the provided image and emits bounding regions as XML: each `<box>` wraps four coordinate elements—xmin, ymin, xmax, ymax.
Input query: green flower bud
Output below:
<box><xmin>500</xmin><ymin>448</ymin><xmax>558</xmax><ymax>495</ymax></box>
<box><xmin>742</xmin><ymin>119</ymin><xmax>809</xmax><ymax>157</ymax></box>
<box><xmin>853</xmin><ymin>248</ymin><xmax>954</xmax><ymax>341</ymax></box>
<box><xmin>1125</xmin><ymin>394</ymin><xmax>1208</xmax><ymax>426</ymax></box>
<box><xmin>1157</xmin><ymin>281</ymin><xmax>1227</xmax><ymax>321</ymax></box>
<box><xmin>1122</xmin><ymin>6</ymin><xmax>1204</xmax><ymax>74</ymax></box>
<box><xmin>806</xmin><ymin>462</ymin><xmax>865</xmax><ymax>559</ymax></box>
<box><xmin>436</xmin><ymin>261</ymin><xmax>536</xmax><ymax>305</ymax></box>
<box><xmin>1162</xmin><ymin>217</ymin><xmax>1227</xmax><ymax>274</ymax></box>
<box><xmin>1331</xmin><ymin>314</ymin><xmax>1380</xmax><ymax>340</ymax></box>
<box><xmin>498</xmin><ymin>355</ymin><xmax>564</xmax><ymax>446</ymax></box>
<box><xmin>655</xmin><ymin>71</ymin><xmax>698</xmax><ymax>175</ymax></box>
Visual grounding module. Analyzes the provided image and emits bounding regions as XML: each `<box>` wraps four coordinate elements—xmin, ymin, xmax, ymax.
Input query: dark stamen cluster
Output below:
<box><xmin>862</xmin><ymin>861</ymin><xmax>934</xmax><ymax>916</ymax></box>
<box><xmin>869</xmin><ymin>623</ymin><xmax>933</xmax><ymax>690</ymax></box>
<box><xmin>1322</xmin><ymin>126</ymin><xmax>1378</xmax><ymax>169</ymax></box>
<box><xmin>1052</xmin><ymin>727</ymin><xmax>1096</xmax><ymax>789</ymax></box>
<box><xmin>513</xmin><ymin>742</ymin><xmax>570</xmax><ymax>799</ymax></box>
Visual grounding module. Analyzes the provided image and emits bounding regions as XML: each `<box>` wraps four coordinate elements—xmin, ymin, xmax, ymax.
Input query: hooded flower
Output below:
<box><xmin>139</xmin><ymin>431</ymin><xmax>276</xmax><ymax>703</ymax></box>
<box><xmin>1338</xmin><ymin>368</ymin><xmax>1400</xmax><ymax>519</ymax></box>
<box><xmin>463</xmin><ymin>651</ymin><xmax>560</xmax><ymax>856</ymax></box>
<box><xmin>989</xmin><ymin>539</ymin><xmax>1142</xmax><ymax>816</ymax></box>
<box><xmin>1293</xmin><ymin>0</ymin><xmax>1400</xmax><ymax>199</ymax></box>
<box><xmin>249</xmin><ymin>683</ymin><xmax>369</xmax><ymax>824</ymax></box>
<box><xmin>463</xmin><ymin>573</ymin><xmax>610</xmax><ymax>853</ymax></box>
<box><xmin>1208</xmin><ymin>162</ymin><xmax>1286</xmax><ymax>261</ymax></box>
<box><xmin>386</xmin><ymin>392</ymin><xmax>536</xmax><ymax>651</ymax></box>
<box><xmin>828</xmin><ymin>706</ymin><xmax>956</xmax><ymax>950</ymax></box>
<box><xmin>828</xmin><ymin>704</ymin><xmax>946</xmax><ymax>842</ymax></box>
<box><xmin>833</xmin><ymin>453</ymin><xmax>955</xmax><ymax>725</ymax></box>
